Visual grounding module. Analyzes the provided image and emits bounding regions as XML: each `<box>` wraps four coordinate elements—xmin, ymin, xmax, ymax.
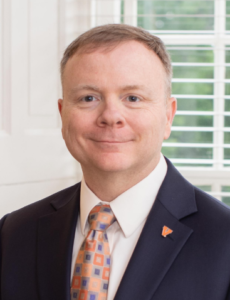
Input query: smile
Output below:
<box><xmin>91</xmin><ymin>139</ymin><xmax>132</xmax><ymax>144</ymax></box>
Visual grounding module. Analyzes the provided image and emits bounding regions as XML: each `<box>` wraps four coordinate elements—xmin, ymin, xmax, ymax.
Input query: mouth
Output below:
<box><xmin>96</xmin><ymin>140</ymin><xmax>126</xmax><ymax>143</ymax></box>
<box><xmin>88</xmin><ymin>139</ymin><xmax>134</xmax><ymax>150</ymax></box>
<box><xmin>92</xmin><ymin>139</ymin><xmax>132</xmax><ymax>144</ymax></box>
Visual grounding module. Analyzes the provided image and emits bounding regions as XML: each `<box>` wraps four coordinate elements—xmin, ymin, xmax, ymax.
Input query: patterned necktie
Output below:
<box><xmin>71</xmin><ymin>204</ymin><xmax>116</xmax><ymax>300</ymax></box>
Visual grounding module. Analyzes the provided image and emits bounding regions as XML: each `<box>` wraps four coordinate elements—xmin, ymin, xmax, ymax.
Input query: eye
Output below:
<box><xmin>127</xmin><ymin>95</ymin><xmax>140</xmax><ymax>102</ymax></box>
<box><xmin>81</xmin><ymin>95</ymin><xmax>97</xmax><ymax>102</ymax></box>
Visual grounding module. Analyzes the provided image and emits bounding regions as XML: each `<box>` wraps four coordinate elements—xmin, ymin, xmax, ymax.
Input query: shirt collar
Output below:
<box><xmin>80</xmin><ymin>153</ymin><xmax>167</xmax><ymax>237</ymax></box>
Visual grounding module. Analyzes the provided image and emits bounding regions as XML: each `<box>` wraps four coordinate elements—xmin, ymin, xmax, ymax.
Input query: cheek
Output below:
<box><xmin>133</xmin><ymin>110</ymin><xmax>166</xmax><ymax>137</ymax></box>
<box><xmin>61</xmin><ymin>110</ymin><xmax>81</xmax><ymax>141</ymax></box>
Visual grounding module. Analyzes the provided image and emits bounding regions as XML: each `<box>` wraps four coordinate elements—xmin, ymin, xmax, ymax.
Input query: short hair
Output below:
<box><xmin>61</xmin><ymin>24</ymin><xmax>172</xmax><ymax>97</ymax></box>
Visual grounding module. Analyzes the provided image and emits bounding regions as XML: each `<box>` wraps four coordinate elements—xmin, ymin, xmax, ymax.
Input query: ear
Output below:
<box><xmin>163</xmin><ymin>97</ymin><xmax>177</xmax><ymax>140</ymax></box>
<box><xmin>58</xmin><ymin>99</ymin><xmax>65</xmax><ymax>138</ymax></box>
<box><xmin>58</xmin><ymin>99</ymin><xmax>63</xmax><ymax>116</ymax></box>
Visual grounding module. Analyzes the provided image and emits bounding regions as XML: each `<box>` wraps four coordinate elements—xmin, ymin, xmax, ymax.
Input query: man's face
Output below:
<box><xmin>59</xmin><ymin>41</ymin><xmax>176</xmax><ymax>176</ymax></box>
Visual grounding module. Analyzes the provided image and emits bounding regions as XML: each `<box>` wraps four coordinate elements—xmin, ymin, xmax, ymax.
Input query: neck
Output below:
<box><xmin>81</xmin><ymin>156</ymin><xmax>161</xmax><ymax>202</ymax></box>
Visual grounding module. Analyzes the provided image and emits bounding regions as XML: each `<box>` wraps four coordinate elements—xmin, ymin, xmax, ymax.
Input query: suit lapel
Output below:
<box><xmin>114</xmin><ymin>159</ymin><xmax>197</xmax><ymax>300</ymax></box>
<box><xmin>37</xmin><ymin>184</ymin><xmax>80</xmax><ymax>300</ymax></box>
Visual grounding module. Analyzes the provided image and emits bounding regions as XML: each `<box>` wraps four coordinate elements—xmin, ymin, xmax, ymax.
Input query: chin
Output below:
<box><xmin>72</xmin><ymin>150</ymin><xmax>136</xmax><ymax>173</ymax></box>
<box><xmin>91</xmin><ymin>157</ymin><xmax>133</xmax><ymax>173</ymax></box>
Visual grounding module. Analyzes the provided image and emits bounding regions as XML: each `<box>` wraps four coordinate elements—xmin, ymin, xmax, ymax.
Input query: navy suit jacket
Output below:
<box><xmin>1</xmin><ymin>158</ymin><xmax>230</xmax><ymax>300</ymax></box>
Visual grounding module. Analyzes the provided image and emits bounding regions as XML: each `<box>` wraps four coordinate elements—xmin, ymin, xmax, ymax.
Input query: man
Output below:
<box><xmin>1</xmin><ymin>24</ymin><xmax>230</xmax><ymax>300</ymax></box>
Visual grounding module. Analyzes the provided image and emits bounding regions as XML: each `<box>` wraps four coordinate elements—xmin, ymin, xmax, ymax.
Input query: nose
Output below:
<box><xmin>96</xmin><ymin>99</ymin><xmax>126</xmax><ymax>128</ymax></box>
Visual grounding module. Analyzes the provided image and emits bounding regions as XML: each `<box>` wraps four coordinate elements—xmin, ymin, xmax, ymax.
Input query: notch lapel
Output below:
<box><xmin>37</xmin><ymin>184</ymin><xmax>80</xmax><ymax>300</ymax></box>
<box><xmin>114</xmin><ymin>158</ymin><xmax>197</xmax><ymax>300</ymax></box>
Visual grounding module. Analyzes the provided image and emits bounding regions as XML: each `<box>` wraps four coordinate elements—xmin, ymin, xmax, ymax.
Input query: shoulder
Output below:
<box><xmin>177</xmin><ymin>184</ymin><xmax>230</xmax><ymax>250</ymax></box>
<box><xmin>164</xmin><ymin>157</ymin><xmax>230</xmax><ymax>222</ymax></box>
<box><xmin>0</xmin><ymin>182</ymin><xmax>81</xmax><ymax>233</ymax></box>
<box><xmin>193</xmin><ymin>186</ymin><xmax>230</xmax><ymax>224</ymax></box>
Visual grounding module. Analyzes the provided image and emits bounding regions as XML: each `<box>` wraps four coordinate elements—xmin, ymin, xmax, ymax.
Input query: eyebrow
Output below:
<box><xmin>69</xmin><ymin>84</ymin><xmax>149</xmax><ymax>95</ymax></box>
<box><xmin>120</xmin><ymin>85</ymin><xmax>147</xmax><ymax>92</ymax></box>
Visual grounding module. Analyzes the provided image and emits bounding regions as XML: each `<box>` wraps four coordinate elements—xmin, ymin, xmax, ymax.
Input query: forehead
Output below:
<box><xmin>62</xmin><ymin>41</ymin><xmax>166</xmax><ymax>95</ymax></box>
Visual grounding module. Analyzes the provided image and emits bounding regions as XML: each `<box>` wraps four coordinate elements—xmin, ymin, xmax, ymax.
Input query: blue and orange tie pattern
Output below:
<box><xmin>71</xmin><ymin>204</ymin><xmax>116</xmax><ymax>300</ymax></box>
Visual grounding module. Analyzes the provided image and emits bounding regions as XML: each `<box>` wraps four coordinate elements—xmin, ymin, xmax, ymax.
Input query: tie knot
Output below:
<box><xmin>88</xmin><ymin>204</ymin><xmax>116</xmax><ymax>232</ymax></box>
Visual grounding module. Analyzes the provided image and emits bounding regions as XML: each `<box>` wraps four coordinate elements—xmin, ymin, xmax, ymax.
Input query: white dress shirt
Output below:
<box><xmin>71</xmin><ymin>153</ymin><xmax>167</xmax><ymax>300</ymax></box>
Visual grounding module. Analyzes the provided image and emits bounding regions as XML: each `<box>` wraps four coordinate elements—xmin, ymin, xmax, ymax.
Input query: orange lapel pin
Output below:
<box><xmin>162</xmin><ymin>226</ymin><xmax>173</xmax><ymax>237</ymax></box>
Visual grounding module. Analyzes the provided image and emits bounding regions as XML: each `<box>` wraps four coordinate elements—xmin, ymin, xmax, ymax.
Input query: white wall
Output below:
<box><xmin>0</xmin><ymin>0</ymin><xmax>82</xmax><ymax>218</ymax></box>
